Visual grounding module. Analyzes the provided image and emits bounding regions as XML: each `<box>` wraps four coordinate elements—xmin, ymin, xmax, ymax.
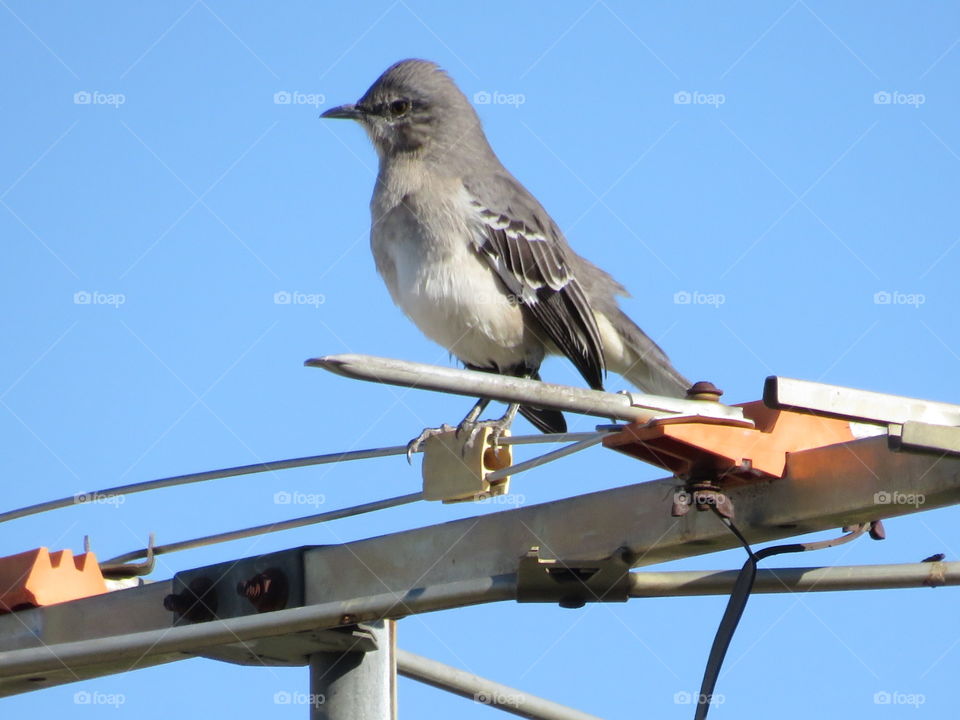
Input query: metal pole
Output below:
<box><xmin>309</xmin><ymin>620</ymin><xmax>396</xmax><ymax>720</ymax></box>
<box><xmin>397</xmin><ymin>649</ymin><xmax>601</xmax><ymax>720</ymax></box>
<box><xmin>628</xmin><ymin>561</ymin><xmax>960</xmax><ymax>597</ymax></box>
<box><xmin>306</xmin><ymin>354</ymin><xmax>747</xmax><ymax>423</ymax></box>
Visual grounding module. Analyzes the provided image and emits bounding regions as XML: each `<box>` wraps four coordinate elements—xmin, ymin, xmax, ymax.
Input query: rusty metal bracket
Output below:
<box><xmin>95</xmin><ymin>533</ymin><xmax>156</xmax><ymax>579</ymax></box>
<box><xmin>516</xmin><ymin>546</ymin><xmax>632</xmax><ymax>608</ymax></box>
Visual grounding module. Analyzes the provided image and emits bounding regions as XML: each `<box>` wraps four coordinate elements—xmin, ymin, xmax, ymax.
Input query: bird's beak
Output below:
<box><xmin>320</xmin><ymin>103</ymin><xmax>362</xmax><ymax>120</ymax></box>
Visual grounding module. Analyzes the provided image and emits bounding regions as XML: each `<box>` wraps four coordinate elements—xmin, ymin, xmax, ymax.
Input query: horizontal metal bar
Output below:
<box><xmin>299</xmin><ymin>434</ymin><xmax>960</xmax><ymax>612</ymax></box>
<box><xmin>486</xmin><ymin>435</ymin><xmax>607</xmax><ymax>482</ymax></box>
<box><xmin>307</xmin><ymin>354</ymin><xmax>748</xmax><ymax>424</ymax></box>
<box><xmin>397</xmin><ymin>649</ymin><xmax>601</xmax><ymax>720</ymax></box>
<box><xmin>628</xmin><ymin>561</ymin><xmax>960</xmax><ymax>597</ymax></box>
<box><xmin>764</xmin><ymin>376</ymin><xmax>960</xmax><ymax>426</ymax></box>
<box><xmin>105</xmin><ymin>493</ymin><xmax>423</xmax><ymax>564</ymax></box>
<box><xmin>0</xmin><ymin>578</ymin><xmax>516</xmax><ymax>692</ymax></box>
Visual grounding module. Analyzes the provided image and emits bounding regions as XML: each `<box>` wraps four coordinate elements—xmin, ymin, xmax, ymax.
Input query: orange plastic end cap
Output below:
<box><xmin>0</xmin><ymin>547</ymin><xmax>108</xmax><ymax>613</ymax></box>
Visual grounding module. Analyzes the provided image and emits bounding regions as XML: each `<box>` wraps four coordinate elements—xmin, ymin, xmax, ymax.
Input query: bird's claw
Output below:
<box><xmin>455</xmin><ymin>418</ymin><xmax>510</xmax><ymax>455</ymax></box>
<box><xmin>406</xmin><ymin>424</ymin><xmax>456</xmax><ymax>464</ymax></box>
<box><xmin>407</xmin><ymin>418</ymin><xmax>511</xmax><ymax>464</ymax></box>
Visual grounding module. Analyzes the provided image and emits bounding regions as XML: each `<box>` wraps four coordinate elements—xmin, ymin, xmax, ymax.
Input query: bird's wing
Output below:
<box><xmin>462</xmin><ymin>173</ymin><xmax>605</xmax><ymax>390</ymax></box>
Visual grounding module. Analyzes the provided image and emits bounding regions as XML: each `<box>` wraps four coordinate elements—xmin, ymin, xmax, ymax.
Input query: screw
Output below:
<box><xmin>686</xmin><ymin>381</ymin><xmax>723</xmax><ymax>402</ymax></box>
<box><xmin>236</xmin><ymin>568</ymin><xmax>288</xmax><ymax>613</ymax></box>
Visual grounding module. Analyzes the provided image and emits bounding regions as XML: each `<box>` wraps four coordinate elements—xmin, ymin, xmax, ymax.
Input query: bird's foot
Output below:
<box><xmin>455</xmin><ymin>417</ymin><xmax>512</xmax><ymax>454</ymax></box>
<box><xmin>406</xmin><ymin>424</ymin><xmax>457</xmax><ymax>463</ymax></box>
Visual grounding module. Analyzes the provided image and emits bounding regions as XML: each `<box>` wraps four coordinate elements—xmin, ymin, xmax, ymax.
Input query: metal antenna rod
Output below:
<box><xmin>397</xmin><ymin>649</ymin><xmax>602</xmax><ymax>720</ymax></box>
<box><xmin>307</xmin><ymin>354</ymin><xmax>748</xmax><ymax>424</ymax></box>
<box><xmin>487</xmin><ymin>434</ymin><xmax>608</xmax><ymax>483</ymax></box>
<box><xmin>0</xmin><ymin>433</ymin><xmax>606</xmax><ymax>526</ymax></box>
<box><xmin>105</xmin><ymin>492</ymin><xmax>423</xmax><ymax>564</ymax></box>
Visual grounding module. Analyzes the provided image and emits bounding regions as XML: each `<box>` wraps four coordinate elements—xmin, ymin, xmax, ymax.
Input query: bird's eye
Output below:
<box><xmin>389</xmin><ymin>98</ymin><xmax>411</xmax><ymax>117</ymax></box>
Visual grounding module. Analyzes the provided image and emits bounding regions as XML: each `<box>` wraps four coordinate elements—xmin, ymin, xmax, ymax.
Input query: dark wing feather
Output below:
<box><xmin>465</xmin><ymin>177</ymin><xmax>605</xmax><ymax>390</ymax></box>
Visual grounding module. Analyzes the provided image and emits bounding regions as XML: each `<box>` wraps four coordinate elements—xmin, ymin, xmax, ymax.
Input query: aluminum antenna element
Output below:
<box><xmin>307</xmin><ymin>353</ymin><xmax>749</xmax><ymax>425</ymax></box>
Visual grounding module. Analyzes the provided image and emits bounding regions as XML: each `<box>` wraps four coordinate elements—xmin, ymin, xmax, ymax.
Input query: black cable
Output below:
<box><xmin>692</xmin><ymin>511</ymin><xmax>868</xmax><ymax>720</ymax></box>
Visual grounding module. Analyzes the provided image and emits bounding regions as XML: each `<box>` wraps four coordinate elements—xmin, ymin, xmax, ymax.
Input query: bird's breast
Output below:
<box><xmin>370</xmin><ymin>190</ymin><xmax>540</xmax><ymax>371</ymax></box>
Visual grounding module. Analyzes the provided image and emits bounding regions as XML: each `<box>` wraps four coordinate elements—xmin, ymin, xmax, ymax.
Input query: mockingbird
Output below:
<box><xmin>322</xmin><ymin>59</ymin><xmax>690</xmax><ymax>452</ymax></box>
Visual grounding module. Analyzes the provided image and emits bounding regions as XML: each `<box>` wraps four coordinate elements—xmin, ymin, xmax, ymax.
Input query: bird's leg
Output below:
<box><xmin>455</xmin><ymin>397</ymin><xmax>491</xmax><ymax>436</ymax></box>
<box><xmin>459</xmin><ymin>401</ymin><xmax>520</xmax><ymax>450</ymax></box>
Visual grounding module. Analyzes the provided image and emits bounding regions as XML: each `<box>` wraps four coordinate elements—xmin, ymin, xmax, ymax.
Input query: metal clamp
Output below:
<box><xmin>517</xmin><ymin>546</ymin><xmax>632</xmax><ymax>608</ymax></box>
<box><xmin>421</xmin><ymin>428</ymin><xmax>513</xmax><ymax>503</ymax></box>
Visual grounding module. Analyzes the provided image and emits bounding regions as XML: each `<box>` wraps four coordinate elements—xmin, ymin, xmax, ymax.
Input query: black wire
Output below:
<box><xmin>692</xmin><ymin>513</ymin><xmax>808</xmax><ymax>720</ymax></box>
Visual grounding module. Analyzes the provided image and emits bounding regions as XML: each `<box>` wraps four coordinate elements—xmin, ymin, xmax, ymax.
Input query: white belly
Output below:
<box><xmin>390</xmin><ymin>237</ymin><xmax>537</xmax><ymax>371</ymax></box>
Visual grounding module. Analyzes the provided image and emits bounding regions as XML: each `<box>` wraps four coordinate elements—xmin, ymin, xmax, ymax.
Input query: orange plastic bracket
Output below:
<box><xmin>0</xmin><ymin>547</ymin><xmax>108</xmax><ymax>613</ymax></box>
<box><xmin>603</xmin><ymin>400</ymin><xmax>857</xmax><ymax>480</ymax></box>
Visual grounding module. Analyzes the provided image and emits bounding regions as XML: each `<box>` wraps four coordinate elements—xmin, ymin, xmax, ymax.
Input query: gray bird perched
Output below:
<box><xmin>321</xmin><ymin>59</ymin><xmax>689</xmax><ymax>452</ymax></box>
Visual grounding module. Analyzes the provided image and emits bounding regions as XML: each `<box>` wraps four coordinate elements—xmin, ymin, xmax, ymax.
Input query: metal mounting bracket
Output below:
<box><xmin>516</xmin><ymin>546</ymin><xmax>632</xmax><ymax>608</ymax></box>
<box><xmin>421</xmin><ymin>427</ymin><xmax>513</xmax><ymax>503</ymax></box>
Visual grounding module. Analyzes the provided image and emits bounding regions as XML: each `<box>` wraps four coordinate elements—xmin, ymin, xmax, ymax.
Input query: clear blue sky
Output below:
<box><xmin>2</xmin><ymin>1</ymin><xmax>959</xmax><ymax>717</ymax></box>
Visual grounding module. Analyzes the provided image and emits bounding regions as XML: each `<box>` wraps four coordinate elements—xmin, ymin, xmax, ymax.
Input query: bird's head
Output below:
<box><xmin>321</xmin><ymin>59</ymin><xmax>487</xmax><ymax>162</ymax></box>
